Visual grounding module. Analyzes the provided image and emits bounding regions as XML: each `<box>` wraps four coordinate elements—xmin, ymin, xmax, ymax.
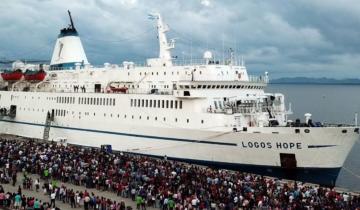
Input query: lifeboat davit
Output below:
<box><xmin>1</xmin><ymin>69</ymin><xmax>23</xmax><ymax>81</ymax></box>
<box><xmin>24</xmin><ymin>70</ymin><xmax>46</xmax><ymax>81</ymax></box>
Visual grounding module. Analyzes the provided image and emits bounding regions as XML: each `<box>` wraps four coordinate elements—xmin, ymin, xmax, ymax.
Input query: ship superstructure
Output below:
<box><xmin>0</xmin><ymin>12</ymin><xmax>358</xmax><ymax>186</ymax></box>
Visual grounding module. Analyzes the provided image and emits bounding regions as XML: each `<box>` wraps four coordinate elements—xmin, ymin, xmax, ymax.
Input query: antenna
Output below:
<box><xmin>68</xmin><ymin>10</ymin><xmax>75</xmax><ymax>29</ymax></box>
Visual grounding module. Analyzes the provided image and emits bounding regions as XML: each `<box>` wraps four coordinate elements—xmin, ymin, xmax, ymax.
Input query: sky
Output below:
<box><xmin>0</xmin><ymin>0</ymin><xmax>360</xmax><ymax>78</ymax></box>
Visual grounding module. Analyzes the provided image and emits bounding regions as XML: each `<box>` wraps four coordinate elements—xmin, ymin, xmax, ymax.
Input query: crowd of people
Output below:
<box><xmin>0</xmin><ymin>137</ymin><xmax>359</xmax><ymax>210</ymax></box>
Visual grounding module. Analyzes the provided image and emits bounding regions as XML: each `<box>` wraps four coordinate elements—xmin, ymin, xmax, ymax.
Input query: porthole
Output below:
<box><xmin>304</xmin><ymin>129</ymin><xmax>310</xmax><ymax>133</ymax></box>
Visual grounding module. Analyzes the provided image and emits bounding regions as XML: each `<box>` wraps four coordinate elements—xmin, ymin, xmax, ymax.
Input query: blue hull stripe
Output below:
<box><xmin>308</xmin><ymin>145</ymin><xmax>337</xmax><ymax>148</ymax></box>
<box><xmin>0</xmin><ymin>119</ymin><xmax>237</xmax><ymax>147</ymax></box>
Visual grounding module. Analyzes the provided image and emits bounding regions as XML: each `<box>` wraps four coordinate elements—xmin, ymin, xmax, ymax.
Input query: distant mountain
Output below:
<box><xmin>270</xmin><ymin>77</ymin><xmax>360</xmax><ymax>85</ymax></box>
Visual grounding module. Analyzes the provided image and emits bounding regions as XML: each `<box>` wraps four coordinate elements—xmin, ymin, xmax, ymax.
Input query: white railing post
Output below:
<box><xmin>355</xmin><ymin>112</ymin><xmax>358</xmax><ymax>127</ymax></box>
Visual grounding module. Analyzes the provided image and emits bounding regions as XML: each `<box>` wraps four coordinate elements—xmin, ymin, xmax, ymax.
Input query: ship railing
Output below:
<box><xmin>248</xmin><ymin>75</ymin><xmax>269</xmax><ymax>83</ymax></box>
<box><xmin>207</xmin><ymin>105</ymin><xmax>281</xmax><ymax>115</ymax></box>
<box><xmin>322</xmin><ymin>123</ymin><xmax>358</xmax><ymax>128</ymax></box>
<box><xmin>48</xmin><ymin>58</ymin><xmax>247</xmax><ymax>70</ymax></box>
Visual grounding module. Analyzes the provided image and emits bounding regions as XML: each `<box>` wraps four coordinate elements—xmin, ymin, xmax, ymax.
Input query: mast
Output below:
<box><xmin>68</xmin><ymin>10</ymin><xmax>75</xmax><ymax>30</ymax></box>
<box><xmin>148</xmin><ymin>13</ymin><xmax>174</xmax><ymax>67</ymax></box>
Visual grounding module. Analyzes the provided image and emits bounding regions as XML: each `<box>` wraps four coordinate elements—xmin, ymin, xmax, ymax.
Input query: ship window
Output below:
<box><xmin>175</xmin><ymin>118</ymin><xmax>178</xmax><ymax>122</ymax></box>
<box><xmin>90</xmin><ymin>98</ymin><xmax>93</xmax><ymax>105</ymax></box>
<box><xmin>158</xmin><ymin>100</ymin><xmax>161</xmax><ymax>108</ymax></box>
<box><xmin>162</xmin><ymin>100</ymin><xmax>164</xmax><ymax>108</ymax></box>
<box><xmin>163</xmin><ymin>117</ymin><xmax>166</xmax><ymax>121</ymax></box>
<box><xmin>124</xmin><ymin>114</ymin><xmax>127</xmax><ymax>118</ymax></box>
<box><xmin>142</xmin><ymin>99</ymin><xmax>144</xmax><ymax>107</ymax></box>
<box><xmin>236</xmin><ymin>85</ymin><xmax>241</xmax><ymax>89</ymax></box>
<box><xmin>97</xmin><ymin>98</ymin><xmax>99</xmax><ymax>105</ymax></box>
<box><xmin>106</xmin><ymin>98</ymin><xmax>109</xmax><ymax>106</ymax></box>
<box><xmin>153</xmin><ymin>100</ymin><xmax>156</xmax><ymax>107</ymax></box>
<box><xmin>139</xmin><ymin>115</ymin><xmax>141</xmax><ymax>119</ymax></box>
<box><xmin>155</xmin><ymin>117</ymin><xmax>157</xmax><ymax>121</ymax></box>
<box><xmin>147</xmin><ymin>116</ymin><xmax>149</xmax><ymax>120</ymax></box>
<box><xmin>170</xmin><ymin>100</ymin><xmax>173</xmax><ymax>108</ymax></box>
<box><xmin>164</xmin><ymin>72</ymin><xmax>166</xmax><ymax>75</ymax></box>
<box><xmin>224</xmin><ymin>85</ymin><xmax>228</xmax><ymax>88</ymax></box>
<box><xmin>166</xmin><ymin>100</ymin><xmax>169</xmax><ymax>108</ymax></box>
<box><xmin>201</xmin><ymin>120</ymin><xmax>204</xmax><ymax>124</ymax></box>
<box><xmin>214</xmin><ymin>101</ymin><xmax>218</xmax><ymax>109</ymax></box>
<box><xmin>146</xmin><ymin>100</ymin><xmax>148</xmax><ymax>107</ymax></box>
<box><xmin>175</xmin><ymin>101</ymin><xmax>178</xmax><ymax>109</ymax></box>
<box><xmin>138</xmin><ymin>99</ymin><xmax>140</xmax><ymax>107</ymax></box>
<box><xmin>179</xmin><ymin>101</ymin><xmax>183</xmax><ymax>109</ymax></box>
<box><xmin>179</xmin><ymin>85</ymin><xmax>184</xmax><ymax>89</ymax></box>
<box><xmin>113</xmin><ymin>99</ymin><xmax>115</xmax><ymax>106</ymax></box>
<box><xmin>131</xmin><ymin>99</ymin><xmax>133</xmax><ymax>107</ymax></box>
<box><xmin>216</xmin><ymin>85</ymin><xmax>220</xmax><ymax>89</ymax></box>
<box><xmin>197</xmin><ymin>85</ymin><xmax>202</xmax><ymax>88</ymax></box>
<box><xmin>187</xmin><ymin>119</ymin><xmax>189</xmax><ymax>123</ymax></box>
<box><xmin>149</xmin><ymin>100</ymin><xmax>152</xmax><ymax>107</ymax></box>
<box><xmin>212</xmin><ymin>85</ymin><xmax>215</xmax><ymax>89</ymax></box>
<box><xmin>184</xmin><ymin>85</ymin><xmax>189</xmax><ymax>89</ymax></box>
<box><xmin>87</xmin><ymin>98</ymin><xmax>90</xmax><ymax>104</ymax></box>
<box><xmin>221</xmin><ymin>85</ymin><xmax>224</xmax><ymax>88</ymax></box>
<box><xmin>132</xmin><ymin>115</ymin><xmax>134</xmax><ymax>119</ymax></box>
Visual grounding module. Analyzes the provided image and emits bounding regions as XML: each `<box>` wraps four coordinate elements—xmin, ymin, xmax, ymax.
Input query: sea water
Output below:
<box><xmin>267</xmin><ymin>84</ymin><xmax>360</xmax><ymax>192</ymax></box>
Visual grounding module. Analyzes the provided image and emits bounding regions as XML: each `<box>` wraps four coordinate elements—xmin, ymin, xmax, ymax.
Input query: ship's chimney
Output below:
<box><xmin>50</xmin><ymin>10</ymin><xmax>89</xmax><ymax>70</ymax></box>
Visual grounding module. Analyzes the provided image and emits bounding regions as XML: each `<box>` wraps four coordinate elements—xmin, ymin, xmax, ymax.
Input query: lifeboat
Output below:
<box><xmin>1</xmin><ymin>69</ymin><xmax>23</xmax><ymax>81</ymax></box>
<box><xmin>24</xmin><ymin>70</ymin><xmax>46</xmax><ymax>81</ymax></box>
<box><xmin>109</xmin><ymin>86</ymin><xmax>128</xmax><ymax>93</ymax></box>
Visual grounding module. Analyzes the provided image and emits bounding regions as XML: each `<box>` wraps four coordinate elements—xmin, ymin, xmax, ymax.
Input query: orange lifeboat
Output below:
<box><xmin>24</xmin><ymin>70</ymin><xmax>46</xmax><ymax>81</ymax></box>
<box><xmin>1</xmin><ymin>69</ymin><xmax>23</xmax><ymax>81</ymax></box>
<box><xmin>109</xmin><ymin>86</ymin><xmax>128</xmax><ymax>93</ymax></box>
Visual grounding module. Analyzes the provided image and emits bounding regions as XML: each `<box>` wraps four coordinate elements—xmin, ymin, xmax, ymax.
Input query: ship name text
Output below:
<box><xmin>240</xmin><ymin>141</ymin><xmax>302</xmax><ymax>149</ymax></box>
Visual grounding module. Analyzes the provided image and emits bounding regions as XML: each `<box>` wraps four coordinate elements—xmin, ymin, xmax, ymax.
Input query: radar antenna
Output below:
<box><xmin>68</xmin><ymin>10</ymin><xmax>75</xmax><ymax>29</ymax></box>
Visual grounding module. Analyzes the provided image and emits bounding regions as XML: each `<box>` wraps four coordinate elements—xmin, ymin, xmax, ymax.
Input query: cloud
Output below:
<box><xmin>200</xmin><ymin>0</ymin><xmax>211</xmax><ymax>7</ymax></box>
<box><xmin>0</xmin><ymin>0</ymin><xmax>359</xmax><ymax>79</ymax></box>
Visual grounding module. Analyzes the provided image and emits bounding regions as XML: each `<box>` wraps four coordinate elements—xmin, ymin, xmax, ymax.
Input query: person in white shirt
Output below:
<box><xmin>50</xmin><ymin>191</ymin><xmax>56</xmax><ymax>207</ymax></box>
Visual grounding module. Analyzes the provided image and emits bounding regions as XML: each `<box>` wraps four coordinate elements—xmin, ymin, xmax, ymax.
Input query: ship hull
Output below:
<box><xmin>0</xmin><ymin>91</ymin><xmax>358</xmax><ymax>186</ymax></box>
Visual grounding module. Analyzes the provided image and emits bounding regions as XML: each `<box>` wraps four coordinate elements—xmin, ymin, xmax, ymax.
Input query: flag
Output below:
<box><xmin>148</xmin><ymin>14</ymin><xmax>159</xmax><ymax>20</ymax></box>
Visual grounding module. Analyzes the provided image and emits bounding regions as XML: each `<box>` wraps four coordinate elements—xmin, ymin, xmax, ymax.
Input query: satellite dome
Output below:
<box><xmin>12</xmin><ymin>60</ymin><xmax>25</xmax><ymax>70</ymax></box>
<box><xmin>203</xmin><ymin>51</ymin><xmax>213</xmax><ymax>60</ymax></box>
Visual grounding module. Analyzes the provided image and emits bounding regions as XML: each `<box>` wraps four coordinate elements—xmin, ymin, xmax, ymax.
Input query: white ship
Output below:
<box><xmin>0</xmin><ymin>12</ymin><xmax>358</xmax><ymax>186</ymax></box>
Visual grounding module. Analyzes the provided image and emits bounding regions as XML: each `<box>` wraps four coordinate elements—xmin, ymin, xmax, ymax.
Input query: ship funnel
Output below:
<box><xmin>50</xmin><ymin>10</ymin><xmax>89</xmax><ymax>70</ymax></box>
